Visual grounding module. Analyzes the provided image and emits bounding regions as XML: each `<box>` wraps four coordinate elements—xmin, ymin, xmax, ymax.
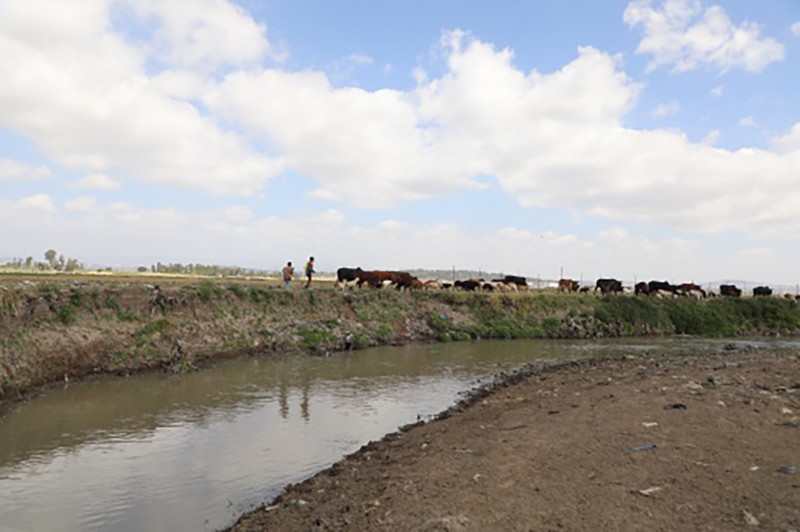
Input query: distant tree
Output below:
<box><xmin>24</xmin><ymin>256</ymin><xmax>33</xmax><ymax>269</ymax></box>
<box><xmin>57</xmin><ymin>254</ymin><xmax>65</xmax><ymax>271</ymax></box>
<box><xmin>64</xmin><ymin>258</ymin><xmax>82</xmax><ymax>272</ymax></box>
<box><xmin>137</xmin><ymin>266</ymin><xmax>148</xmax><ymax>273</ymax></box>
<box><xmin>44</xmin><ymin>249</ymin><xmax>57</xmax><ymax>269</ymax></box>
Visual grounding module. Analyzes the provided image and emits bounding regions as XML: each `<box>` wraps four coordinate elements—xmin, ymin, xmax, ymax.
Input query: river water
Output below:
<box><xmin>0</xmin><ymin>337</ymin><xmax>794</xmax><ymax>531</ymax></box>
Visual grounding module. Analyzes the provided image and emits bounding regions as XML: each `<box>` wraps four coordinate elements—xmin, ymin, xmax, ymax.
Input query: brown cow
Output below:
<box><xmin>558</xmin><ymin>278</ymin><xmax>580</xmax><ymax>292</ymax></box>
<box><xmin>678</xmin><ymin>283</ymin><xmax>706</xmax><ymax>299</ymax></box>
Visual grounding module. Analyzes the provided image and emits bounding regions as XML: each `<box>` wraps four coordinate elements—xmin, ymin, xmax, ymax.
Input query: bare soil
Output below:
<box><xmin>230</xmin><ymin>348</ymin><xmax>800</xmax><ymax>531</ymax></box>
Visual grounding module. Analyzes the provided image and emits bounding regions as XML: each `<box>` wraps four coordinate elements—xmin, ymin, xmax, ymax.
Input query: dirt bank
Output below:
<box><xmin>3</xmin><ymin>276</ymin><xmax>800</xmax><ymax>408</ymax></box>
<box><xmin>230</xmin><ymin>348</ymin><xmax>800</xmax><ymax>531</ymax></box>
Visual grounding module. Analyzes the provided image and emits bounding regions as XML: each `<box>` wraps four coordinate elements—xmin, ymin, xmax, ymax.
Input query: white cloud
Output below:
<box><xmin>19</xmin><ymin>193</ymin><xmax>56</xmax><ymax>213</ymax></box>
<box><xmin>313</xmin><ymin>209</ymin><xmax>346</xmax><ymax>225</ymax></box>
<box><xmin>710</xmin><ymin>85</ymin><xmax>723</xmax><ymax>96</ymax></box>
<box><xmin>650</xmin><ymin>101</ymin><xmax>680</xmax><ymax>117</ymax></box>
<box><xmin>119</xmin><ymin>0</ymin><xmax>283</xmax><ymax>69</ymax></box>
<box><xmin>0</xmin><ymin>158</ymin><xmax>52</xmax><ymax>181</ymax></box>
<box><xmin>223</xmin><ymin>206</ymin><xmax>253</xmax><ymax>223</ymax></box>
<box><xmin>792</xmin><ymin>21</ymin><xmax>800</xmax><ymax>38</ymax></box>
<box><xmin>65</xmin><ymin>196</ymin><xmax>97</xmax><ymax>212</ymax></box>
<box><xmin>378</xmin><ymin>220</ymin><xmax>410</xmax><ymax>230</ymax></box>
<box><xmin>203</xmin><ymin>29</ymin><xmax>800</xmax><ymax>238</ymax></box>
<box><xmin>624</xmin><ymin>0</ymin><xmax>785</xmax><ymax>72</ymax></box>
<box><xmin>69</xmin><ymin>173</ymin><xmax>121</xmax><ymax>190</ymax></box>
<box><xmin>0</xmin><ymin>0</ymin><xmax>282</xmax><ymax>196</ymax></box>
<box><xmin>738</xmin><ymin>247</ymin><xmax>772</xmax><ymax>257</ymax></box>
<box><xmin>701</xmin><ymin>129</ymin><xmax>720</xmax><ymax>145</ymax></box>
<box><xmin>738</xmin><ymin>116</ymin><xmax>756</xmax><ymax>127</ymax></box>
<box><xmin>771</xmin><ymin>124</ymin><xmax>800</xmax><ymax>154</ymax></box>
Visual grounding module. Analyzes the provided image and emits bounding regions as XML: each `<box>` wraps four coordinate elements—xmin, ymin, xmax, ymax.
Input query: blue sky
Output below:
<box><xmin>1</xmin><ymin>0</ymin><xmax>800</xmax><ymax>285</ymax></box>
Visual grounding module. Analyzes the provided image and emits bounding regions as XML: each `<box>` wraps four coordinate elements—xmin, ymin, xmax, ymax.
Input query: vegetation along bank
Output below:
<box><xmin>3</xmin><ymin>277</ymin><xmax>800</xmax><ymax>405</ymax></box>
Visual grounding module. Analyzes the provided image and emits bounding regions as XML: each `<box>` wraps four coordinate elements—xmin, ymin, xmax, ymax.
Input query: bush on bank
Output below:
<box><xmin>2</xmin><ymin>281</ymin><xmax>800</xmax><ymax>403</ymax></box>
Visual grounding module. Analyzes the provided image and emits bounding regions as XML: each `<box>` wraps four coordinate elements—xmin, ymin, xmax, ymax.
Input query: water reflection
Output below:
<box><xmin>0</xmin><ymin>337</ymin><xmax>796</xmax><ymax>531</ymax></box>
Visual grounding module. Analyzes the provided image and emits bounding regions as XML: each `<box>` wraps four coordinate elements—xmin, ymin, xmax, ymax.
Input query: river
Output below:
<box><xmin>0</xmin><ymin>337</ymin><xmax>793</xmax><ymax>531</ymax></box>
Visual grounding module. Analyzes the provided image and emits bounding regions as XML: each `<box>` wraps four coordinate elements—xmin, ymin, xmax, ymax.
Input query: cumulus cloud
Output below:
<box><xmin>19</xmin><ymin>193</ymin><xmax>56</xmax><ymax>212</ymax></box>
<box><xmin>68</xmin><ymin>173</ymin><xmax>121</xmax><ymax>190</ymax></box>
<box><xmin>119</xmin><ymin>0</ymin><xmax>284</xmax><ymax>68</ymax></box>
<box><xmin>0</xmin><ymin>158</ymin><xmax>52</xmax><ymax>181</ymax></box>
<box><xmin>624</xmin><ymin>0</ymin><xmax>784</xmax><ymax>72</ymax></box>
<box><xmin>792</xmin><ymin>21</ymin><xmax>800</xmax><ymax>38</ymax></box>
<box><xmin>0</xmin><ymin>0</ymin><xmax>281</xmax><ymax>196</ymax></box>
<box><xmin>701</xmin><ymin>129</ymin><xmax>720</xmax><ymax>145</ymax></box>
<box><xmin>202</xmin><ymin>29</ymin><xmax>800</xmax><ymax>237</ymax></box>
<box><xmin>771</xmin><ymin>124</ymin><xmax>800</xmax><ymax>154</ymax></box>
<box><xmin>650</xmin><ymin>101</ymin><xmax>680</xmax><ymax>117</ymax></box>
<box><xmin>739</xmin><ymin>116</ymin><xmax>757</xmax><ymax>127</ymax></box>
<box><xmin>64</xmin><ymin>196</ymin><xmax>98</xmax><ymax>212</ymax></box>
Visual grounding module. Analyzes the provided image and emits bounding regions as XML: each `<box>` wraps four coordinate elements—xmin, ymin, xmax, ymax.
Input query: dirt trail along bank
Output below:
<box><xmin>231</xmin><ymin>349</ymin><xmax>800</xmax><ymax>531</ymax></box>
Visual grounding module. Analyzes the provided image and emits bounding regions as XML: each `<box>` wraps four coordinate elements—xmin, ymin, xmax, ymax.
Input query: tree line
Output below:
<box><xmin>2</xmin><ymin>249</ymin><xmax>84</xmax><ymax>272</ymax></box>
<box><xmin>1</xmin><ymin>250</ymin><xmax>274</xmax><ymax>277</ymax></box>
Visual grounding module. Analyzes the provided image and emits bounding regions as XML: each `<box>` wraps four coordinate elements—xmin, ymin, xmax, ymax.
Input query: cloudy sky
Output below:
<box><xmin>1</xmin><ymin>0</ymin><xmax>799</xmax><ymax>284</ymax></box>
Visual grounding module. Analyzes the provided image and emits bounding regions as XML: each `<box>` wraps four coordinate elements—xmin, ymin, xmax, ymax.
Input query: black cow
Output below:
<box><xmin>720</xmin><ymin>284</ymin><xmax>742</xmax><ymax>297</ymax></box>
<box><xmin>753</xmin><ymin>286</ymin><xmax>772</xmax><ymax>297</ymax></box>
<box><xmin>503</xmin><ymin>275</ymin><xmax>528</xmax><ymax>288</ymax></box>
<box><xmin>454</xmin><ymin>279</ymin><xmax>482</xmax><ymax>291</ymax></box>
<box><xmin>595</xmin><ymin>278</ymin><xmax>623</xmax><ymax>294</ymax></box>
<box><xmin>634</xmin><ymin>282</ymin><xmax>649</xmax><ymax>296</ymax></box>
<box><xmin>336</xmin><ymin>267</ymin><xmax>362</xmax><ymax>289</ymax></box>
<box><xmin>648</xmin><ymin>280</ymin><xmax>678</xmax><ymax>295</ymax></box>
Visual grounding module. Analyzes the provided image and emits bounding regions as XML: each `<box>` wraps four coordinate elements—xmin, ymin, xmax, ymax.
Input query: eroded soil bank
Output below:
<box><xmin>230</xmin><ymin>348</ymin><xmax>800</xmax><ymax>531</ymax></box>
<box><xmin>3</xmin><ymin>276</ymin><xmax>800</xmax><ymax>407</ymax></box>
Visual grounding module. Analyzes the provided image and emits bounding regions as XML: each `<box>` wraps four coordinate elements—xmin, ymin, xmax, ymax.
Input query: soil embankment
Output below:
<box><xmin>3</xmin><ymin>276</ymin><xmax>800</xmax><ymax>406</ymax></box>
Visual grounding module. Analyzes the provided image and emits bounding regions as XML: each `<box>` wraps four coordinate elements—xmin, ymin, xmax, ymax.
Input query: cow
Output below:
<box><xmin>502</xmin><ymin>275</ymin><xmax>528</xmax><ymax>289</ymax></box>
<box><xmin>355</xmin><ymin>270</ymin><xmax>383</xmax><ymax>289</ymax></box>
<box><xmin>753</xmin><ymin>286</ymin><xmax>772</xmax><ymax>297</ymax></box>
<box><xmin>357</xmin><ymin>270</ymin><xmax>423</xmax><ymax>290</ymax></box>
<box><xmin>454</xmin><ymin>279</ymin><xmax>482</xmax><ymax>292</ymax></box>
<box><xmin>595</xmin><ymin>278</ymin><xmax>623</xmax><ymax>294</ymax></box>
<box><xmin>677</xmin><ymin>283</ymin><xmax>706</xmax><ymax>299</ymax></box>
<box><xmin>720</xmin><ymin>284</ymin><xmax>742</xmax><ymax>297</ymax></box>
<box><xmin>335</xmin><ymin>267</ymin><xmax>362</xmax><ymax>290</ymax></box>
<box><xmin>647</xmin><ymin>280</ymin><xmax>678</xmax><ymax>296</ymax></box>
<box><xmin>634</xmin><ymin>282</ymin><xmax>650</xmax><ymax>296</ymax></box>
<box><xmin>558</xmin><ymin>278</ymin><xmax>580</xmax><ymax>292</ymax></box>
<box><xmin>390</xmin><ymin>271</ymin><xmax>423</xmax><ymax>290</ymax></box>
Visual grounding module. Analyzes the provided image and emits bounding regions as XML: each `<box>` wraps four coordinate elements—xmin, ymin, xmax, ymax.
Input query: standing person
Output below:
<box><xmin>304</xmin><ymin>256</ymin><xmax>315</xmax><ymax>289</ymax></box>
<box><xmin>281</xmin><ymin>261</ymin><xmax>294</xmax><ymax>290</ymax></box>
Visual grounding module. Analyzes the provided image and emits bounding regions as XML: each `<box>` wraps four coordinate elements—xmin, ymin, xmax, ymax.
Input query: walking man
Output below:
<box><xmin>282</xmin><ymin>261</ymin><xmax>294</xmax><ymax>290</ymax></box>
<box><xmin>304</xmin><ymin>256</ymin><xmax>315</xmax><ymax>289</ymax></box>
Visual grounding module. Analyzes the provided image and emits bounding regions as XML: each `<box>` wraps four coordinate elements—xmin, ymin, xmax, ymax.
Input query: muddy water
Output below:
<box><xmin>0</xmin><ymin>337</ymin><xmax>792</xmax><ymax>531</ymax></box>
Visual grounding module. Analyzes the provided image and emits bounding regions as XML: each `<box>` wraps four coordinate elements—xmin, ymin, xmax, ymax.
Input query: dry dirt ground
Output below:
<box><xmin>230</xmin><ymin>348</ymin><xmax>800</xmax><ymax>531</ymax></box>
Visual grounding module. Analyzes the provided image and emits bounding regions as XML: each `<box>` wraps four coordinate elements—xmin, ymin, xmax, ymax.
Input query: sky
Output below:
<box><xmin>1</xmin><ymin>0</ymin><xmax>799</xmax><ymax>285</ymax></box>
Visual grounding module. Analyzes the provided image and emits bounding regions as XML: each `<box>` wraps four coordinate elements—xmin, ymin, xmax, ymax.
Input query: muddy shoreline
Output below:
<box><xmin>229</xmin><ymin>347</ymin><xmax>800</xmax><ymax>531</ymax></box>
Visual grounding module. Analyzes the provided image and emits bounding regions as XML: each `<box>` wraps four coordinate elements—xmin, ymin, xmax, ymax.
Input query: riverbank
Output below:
<box><xmin>3</xmin><ymin>276</ymin><xmax>800</xmax><ymax>406</ymax></box>
<box><xmin>230</xmin><ymin>347</ymin><xmax>800</xmax><ymax>531</ymax></box>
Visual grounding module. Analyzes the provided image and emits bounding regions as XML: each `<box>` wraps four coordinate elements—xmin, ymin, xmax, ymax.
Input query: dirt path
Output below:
<box><xmin>230</xmin><ymin>348</ymin><xmax>800</xmax><ymax>531</ymax></box>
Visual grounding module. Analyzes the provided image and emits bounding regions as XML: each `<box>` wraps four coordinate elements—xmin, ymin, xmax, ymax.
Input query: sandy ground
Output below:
<box><xmin>229</xmin><ymin>347</ymin><xmax>800</xmax><ymax>531</ymax></box>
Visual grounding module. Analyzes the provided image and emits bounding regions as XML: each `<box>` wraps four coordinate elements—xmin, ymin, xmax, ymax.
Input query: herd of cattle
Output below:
<box><xmin>336</xmin><ymin>267</ymin><xmax>786</xmax><ymax>299</ymax></box>
<box><xmin>335</xmin><ymin>267</ymin><xmax>528</xmax><ymax>292</ymax></box>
